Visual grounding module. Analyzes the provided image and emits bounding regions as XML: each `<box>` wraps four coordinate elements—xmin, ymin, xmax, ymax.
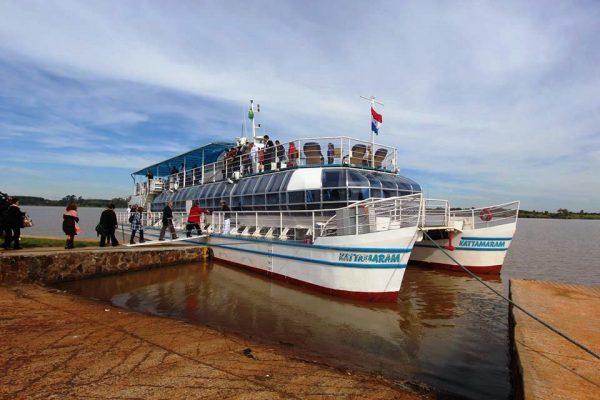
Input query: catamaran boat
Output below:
<box><xmin>124</xmin><ymin>104</ymin><xmax>519</xmax><ymax>301</ymax></box>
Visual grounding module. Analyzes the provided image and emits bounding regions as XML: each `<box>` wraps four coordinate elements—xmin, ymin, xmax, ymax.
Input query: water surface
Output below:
<box><xmin>56</xmin><ymin>218</ymin><xmax>600</xmax><ymax>399</ymax></box>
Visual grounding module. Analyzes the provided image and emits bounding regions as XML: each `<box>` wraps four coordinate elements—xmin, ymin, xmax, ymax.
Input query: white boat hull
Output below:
<box><xmin>410</xmin><ymin>223</ymin><xmax>517</xmax><ymax>273</ymax></box>
<box><xmin>208</xmin><ymin>226</ymin><xmax>418</xmax><ymax>302</ymax></box>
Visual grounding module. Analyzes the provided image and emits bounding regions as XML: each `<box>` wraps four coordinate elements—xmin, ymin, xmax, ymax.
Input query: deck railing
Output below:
<box><xmin>449</xmin><ymin>201</ymin><xmax>520</xmax><ymax>230</ymax></box>
<box><xmin>133</xmin><ymin>136</ymin><xmax>398</xmax><ymax>195</ymax></box>
<box><xmin>210</xmin><ymin>194</ymin><xmax>422</xmax><ymax>241</ymax></box>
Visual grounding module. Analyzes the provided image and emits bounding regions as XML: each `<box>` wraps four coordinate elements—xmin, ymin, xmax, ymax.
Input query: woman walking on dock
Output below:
<box><xmin>62</xmin><ymin>201</ymin><xmax>79</xmax><ymax>249</ymax></box>
<box><xmin>130</xmin><ymin>206</ymin><xmax>144</xmax><ymax>244</ymax></box>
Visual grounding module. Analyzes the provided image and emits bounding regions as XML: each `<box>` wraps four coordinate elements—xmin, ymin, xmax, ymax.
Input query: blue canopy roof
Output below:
<box><xmin>132</xmin><ymin>141</ymin><xmax>235</xmax><ymax>176</ymax></box>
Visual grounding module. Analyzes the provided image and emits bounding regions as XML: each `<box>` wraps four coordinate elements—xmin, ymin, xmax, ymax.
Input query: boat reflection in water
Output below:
<box><xmin>57</xmin><ymin>262</ymin><xmax>509</xmax><ymax>399</ymax></box>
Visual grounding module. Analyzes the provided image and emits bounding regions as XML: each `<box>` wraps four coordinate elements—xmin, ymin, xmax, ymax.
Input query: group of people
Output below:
<box><xmin>222</xmin><ymin>135</ymin><xmax>293</xmax><ymax>178</ymax></box>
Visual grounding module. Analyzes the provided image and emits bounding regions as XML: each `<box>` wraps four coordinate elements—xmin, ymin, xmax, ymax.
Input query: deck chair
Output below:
<box><xmin>350</xmin><ymin>144</ymin><xmax>366</xmax><ymax>166</ymax></box>
<box><xmin>303</xmin><ymin>142</ymin><xmax>324</xmax><ymax>165</ymax></box>
<box><xmin>374</xmin><ymin>148</ymin><xmax>388</xmax><ymax>169</ymax></box>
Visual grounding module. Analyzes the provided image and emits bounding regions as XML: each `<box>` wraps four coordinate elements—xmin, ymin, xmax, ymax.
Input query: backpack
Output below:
<box><xmin>129</xmin><ymin>214</ymin><xmax>135</xmax><ymax>223</ymax></box>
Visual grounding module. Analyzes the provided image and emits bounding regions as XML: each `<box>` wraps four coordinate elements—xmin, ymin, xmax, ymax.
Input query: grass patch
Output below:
<box><xmin>17</xmin><ymin>237</ymin><xmax>98</xmax><ymax>249</ymax></box>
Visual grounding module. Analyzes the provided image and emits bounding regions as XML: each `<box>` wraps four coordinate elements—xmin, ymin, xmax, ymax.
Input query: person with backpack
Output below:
<box><xmin>129</xmin><ymin>205</ymin><xmax>145</xmax><ymax>244</ymax></box>
<box><xmin>2</xmin><ymin>197</ymin><xmax>24</xmax><ymax>250</ymax></box>
<box><xmin>62</xmin><ymin>201</ymin><xmax>80</xmax><ymax>249</ymax></box>
<box><xmin>98</xmin><ymin>204</ymin><xmax>119</xmax><ymax>247</ymax></box>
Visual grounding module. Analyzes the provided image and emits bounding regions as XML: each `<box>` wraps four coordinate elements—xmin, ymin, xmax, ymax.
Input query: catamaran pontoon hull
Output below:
<box><xmin>208</xmin><ymin>225</ymin><xmax>418</xmax><ymax>302</ymax></box>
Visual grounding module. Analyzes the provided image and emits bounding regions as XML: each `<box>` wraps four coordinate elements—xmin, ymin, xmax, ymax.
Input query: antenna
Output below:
<box><xmin>360</xmin><ymin>95</ymin><xmax>384</xmax><ymax>106</ymax></box>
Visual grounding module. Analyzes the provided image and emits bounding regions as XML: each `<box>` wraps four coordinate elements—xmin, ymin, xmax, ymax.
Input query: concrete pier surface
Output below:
<box><xmin>510</xmin><ymin>279</ymin><xmax>600</xmax><ymax>399</ymax></box>
<box><xmin>0</xmin><ymin>284</ymin><xmax>427</xmax><ymax>399</ymax></box>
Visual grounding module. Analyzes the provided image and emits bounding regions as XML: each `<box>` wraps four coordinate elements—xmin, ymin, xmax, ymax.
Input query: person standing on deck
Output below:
<box><xmin>186</xmin><ymin>202</ymin><xmax>209</xmax><ymax>237</ymax></box>
<box><xmin>263</xmin><ymin>135</ymin><xmax>275</xmax><ymax>171</ymax></box>
<box><xmin>130</xmin><ymin>206</ymin><xmax>145</xmax><ymax>244</ymax></box>
<box><xmin>288</xmin><ymin>142</ymin><xmax>297</xmax><ymax>167</ymax></box>
<box><xmin>99</xmin><ymin>204</ymin><xmax>119</xmax><ymax>247</ymax></box>
<box><xmin>62</xmin><ymin>201</ymin><xmax>79</xmax><ymax>249</ymax></box>
<box><xmin>327</xmin><ymin>143</ymin><xmax>335</xmax><ymax>164</ymax></box>
<box><xmin>275</xmin><ymin>140</ymin><xmax>286</xmax><ymax>169</ymax></box>
<box><xmin>159</xmin><ymin>201</ymin><xmax>177</xmax><ymax>241</ymax></box>
<box><xmin>220</xmin><ymin>200</ymin><xmax>231</xmax><ymax>234</ymax></box>
<box><xmin>250</xmin><ymin>142</ymin><xmax>258</xmax><ymax>174</ymax></box>
<box><xmin>2</xmin><ymin>198</ymin><xmax>24</xmax><ymax>250</ymax></box>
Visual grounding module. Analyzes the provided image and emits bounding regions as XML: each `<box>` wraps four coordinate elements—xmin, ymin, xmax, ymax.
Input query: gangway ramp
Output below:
<box><xmin>125</xmin><ymin>234</ymin><xmax>208</xmax><ymax>247</ymax></box>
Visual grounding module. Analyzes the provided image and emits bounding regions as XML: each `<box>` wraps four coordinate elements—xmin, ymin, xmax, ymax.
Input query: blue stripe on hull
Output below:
<box><xmin>211</xmin><ymin>242</ymin><xmax>408</xmax><ymax>269</ymax></box>
<box><xmin>210</xmin><ymin>233</ymin><xmax>412</xmax><ymax>253</ymax></box>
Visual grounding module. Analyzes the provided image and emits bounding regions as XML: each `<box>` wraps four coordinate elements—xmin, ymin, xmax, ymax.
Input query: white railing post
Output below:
<box><xmin>355</xmin><ymin>205</ymin><xmax>359</xmax><ymax>235</ymax></box>
<box><xmin>312</xmin><ymin>211</ymin><xmax>315</xmax><ymax>239</ymax></box>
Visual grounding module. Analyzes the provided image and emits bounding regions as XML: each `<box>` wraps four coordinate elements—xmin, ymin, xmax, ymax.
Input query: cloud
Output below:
<box><xmin>0</xmin><ymin>1</ymin><xmax>599</xmax><ymax>210</ymax></box>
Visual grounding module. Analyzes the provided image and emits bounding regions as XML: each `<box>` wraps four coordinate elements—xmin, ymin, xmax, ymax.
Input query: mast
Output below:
<box><xmin>360</xmin><ymin>95</ymin><xmax>384</xmax><ymax>168</ymax></box>
<box><xmin>249</xmin><ymin>99</ymin><xmax>260</xmax><ymax>142</ymax></box>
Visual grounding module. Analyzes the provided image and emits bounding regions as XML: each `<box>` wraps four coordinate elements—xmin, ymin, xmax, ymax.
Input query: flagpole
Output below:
<box><xmin>360</xmin><ymin>95</ymin><xmax>384</xmax><ymax>168</ymax></box>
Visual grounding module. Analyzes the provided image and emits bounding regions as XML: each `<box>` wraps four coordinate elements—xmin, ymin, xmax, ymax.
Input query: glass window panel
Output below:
<box><xmin>289</xmin><ymin>191</ymin><xmax>304</xmax><ymax>203</ymax></box>
<box><xmin>242</xmin><ymin>177</ymin><xmax>259</xmax><ymax>195</ymax></box>
<box><xmin>347</xmin><ymin>170</ymin><xmax>369</xmax><ymax>186</ymax></box>
<box><xmin>322</xmin><ymin>169</ymin><xmax>346</xmax><ymax>187</ymax></box>
<box><xmin>266</xmin><ymin>171</ymin><xmax>286</xmax><ymax>192</ymax></box>
<box><xmin>348</xmin><ymin>187</ymin><xmax>369</xmax><ymax>201</ymax></box>
<box><xmin>323</xmin><ymin>188</ymin><xmax>347</xmax><ymax>202</ymax></box>
<box><xmin>254</xmin><ymin>175</ymin><xmax>271</xmax><ymax>193</ymax></box>
<box><xmin>266</xmin><ymin>193</ymin><xmax>279</xmax><ymax>205</ymax></box>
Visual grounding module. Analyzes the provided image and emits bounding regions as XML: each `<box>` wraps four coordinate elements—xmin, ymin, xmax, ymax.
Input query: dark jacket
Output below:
<box><xmin>264</xmin><ymin>140</ymin><xmax>275</xmax><ymax>162</ymax></box>
<box><xmin>99</xmin><ymin>209</ymin><xmax>118</xmax><ymax>232</ymax></box>
<box><xmin>162</xmin><ymin>205</ymin><xmax>173</xmax><ymax>224</ymax></box>
<box><xmin>62</xmin><ymin>213</ymin><xmax>79</xmax><ymax>236</ymax></box>
<box><xmin>4</xmin><ymin>205</ymin><xmax>23</xmax><ymax>229</ymax></box>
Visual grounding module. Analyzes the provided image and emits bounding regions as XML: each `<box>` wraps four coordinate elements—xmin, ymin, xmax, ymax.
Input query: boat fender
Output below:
<box><xmin>479</xmin><ymin>208</ymin><xmax>493</xmax><ymax>222</ymax></box>
<box><xmin>446</xmin><ymin>230</ymin><xmax>456</xmax><ymax>251</ymax></box>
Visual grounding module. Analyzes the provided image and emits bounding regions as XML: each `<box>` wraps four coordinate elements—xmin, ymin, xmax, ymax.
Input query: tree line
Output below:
<box><xmin>519</xmin><ymin>209</ymin><xmax>600</xmax><ymax>220</ymax></box>
<box><xmin>16</xmin><ymin>195</ymin><xmax>129</xmax><ymax>208</ymax></box>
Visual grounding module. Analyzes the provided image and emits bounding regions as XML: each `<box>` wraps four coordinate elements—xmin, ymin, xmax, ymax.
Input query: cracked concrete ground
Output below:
<box><xmin>0</xmin><ymin>284</ymin><xmax>429</xmax><ymax>399</ymax></box>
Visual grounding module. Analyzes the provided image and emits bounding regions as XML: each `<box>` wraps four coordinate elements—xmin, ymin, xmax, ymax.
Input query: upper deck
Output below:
<box><xmin>132</xmin><ymin>136</ymin><xmax>398</xmax><ymax>195</ymax></box>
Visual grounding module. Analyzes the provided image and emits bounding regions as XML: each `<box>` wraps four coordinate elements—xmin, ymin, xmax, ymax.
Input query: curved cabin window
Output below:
<box><xmin>306</xmin><ymin>189</ymin><xmax>321</xmax><ymax>210</ymax></box>
<box><xmin>253</xmin><ymin>175</ymin><xmax>271</xmax><ymax>209</ymax></box>
<box><xmin>288</xmin><ymin>190</ymin><xmax>305</xmax><ymax>210</ymax></box>
<box><xmin>378</xmin><ymin>174</ymin><xmax>399</xmax><ymax>198</ymax></box>
<box><xmin>394</xmin><ymin>176</ymin><xmax>413</xmax><ymax>196</ymax></box>
<box><xmin>365</xmin><ymin>173</ymin><xmax>383</xmax><ymax>198</ymax></box>
<box><xmin>322</xmin><ymin>169</ymin><xmax>346</xmax><ymax>188</ymax></box>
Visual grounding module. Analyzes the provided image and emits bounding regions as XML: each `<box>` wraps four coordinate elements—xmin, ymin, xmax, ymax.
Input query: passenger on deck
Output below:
<box><xmin>146</xmin><ymin>169</ymin><xmax>153</xmax><ymax>180</ymax></box>
<box><xmin>159</xmin><ymin>201</ymin><xmax>177</xmax><ymax>241</ymax></box>
<box><xmin>250</xmin><ymin>142</ymin><xmax>258</xmax><ymax>174</ymax></box>
<box><xmin>98</xmin><ymin>204</ymin><xmax>119</xmax><ymax>247</ymax></box>
<box><xmin>327</xmin><ymin>143</ymin><xmax>335</xmax><ymax>164</ymax></box>
<box><xmin>263</xmin><ymin>135</ymin><xmax>275</xmax><ymax>171</ymax></box>
<box><xmin>275</xmin><ymin>140</ymin><xmax>286</xmax><ymax>169</ymax></box>
<box><xmin>364</xmin><ymin>145</ymin><xmax>373</xmax><ymax>167</ymax></box>
<box><xmin>288</xmin><ymin>142</ymin><xmax>297</xmax><ymax>167</ymax></box>
<box><xmin>186</xmin><ymin>201</ymin><xmax>209</xmax><ymax>237</ymax></box>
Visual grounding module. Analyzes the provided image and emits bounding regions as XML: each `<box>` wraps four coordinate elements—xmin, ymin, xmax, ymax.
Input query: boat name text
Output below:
<box><xmin>458</xmin><ymin>239</ymin><xmax>507</xmax><ymax>248</ymax></box>
<box><xmin>338</xmin><ymin>252</ymin><xmax>401</xmax><ymax>263</ymax></box>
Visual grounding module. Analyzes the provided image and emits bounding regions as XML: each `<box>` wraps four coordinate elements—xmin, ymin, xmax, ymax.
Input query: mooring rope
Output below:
<box><xmin>421</xmin><ymin>230</ymin><xmax>600</xmax><ymax>361</ymax></box>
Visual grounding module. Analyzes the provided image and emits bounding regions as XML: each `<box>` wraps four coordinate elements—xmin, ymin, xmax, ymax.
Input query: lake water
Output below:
<box><xmin>21</xmin><ymin>205</ymin><xmax>127</xmax><ymax>239</ymax></box>
<box><xmin>54</xmin><ymin>218</ymin><xmax>600</xmax><ymax>399</ymax></box>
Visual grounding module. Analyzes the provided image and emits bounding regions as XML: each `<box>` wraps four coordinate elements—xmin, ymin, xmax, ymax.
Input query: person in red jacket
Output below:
<box><xmin>186</xmin><ymin>202</ymin><xmax>209</xmax><ymax>237</ymax></box>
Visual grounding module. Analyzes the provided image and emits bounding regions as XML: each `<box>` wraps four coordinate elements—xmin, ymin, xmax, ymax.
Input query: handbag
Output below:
<box><xmin>95</xmin><ymin>223</ymin><xmax>106</xmax><ymax>236</ymax></box>
<box><xmin>21</xmin><ymin>214</ymin><xmax>33</xmax><ymax>228</ymax></box>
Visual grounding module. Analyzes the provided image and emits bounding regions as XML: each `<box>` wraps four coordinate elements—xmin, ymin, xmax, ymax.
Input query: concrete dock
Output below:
<box><xmin>0</xmin><ymin>284</ymin><xmax>427</xmax><ymax>399</ymax></box>
<box><xmin>510</xmin><ymin>279</ymin><xmax>600</xmax><ymax>399</ymax></box>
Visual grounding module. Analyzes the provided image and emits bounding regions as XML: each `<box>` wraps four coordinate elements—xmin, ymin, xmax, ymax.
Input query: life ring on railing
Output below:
<box><xmin>479</xmin><ymin>208</ymin><xmax>493</xmax><ymax>222</ymax></box>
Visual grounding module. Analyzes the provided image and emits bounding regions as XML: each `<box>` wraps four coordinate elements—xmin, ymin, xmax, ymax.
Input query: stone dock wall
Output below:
<box><xmin>0</xmin><ymin>246</ymin><xmax>205</xmax><ymax>284</ymax></box>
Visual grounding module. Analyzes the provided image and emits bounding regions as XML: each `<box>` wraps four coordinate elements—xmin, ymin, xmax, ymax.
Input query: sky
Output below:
<box><xmin>1</xmin><ymin>0</ymin><xmax>599</xmax><ymax>211</ymax></box>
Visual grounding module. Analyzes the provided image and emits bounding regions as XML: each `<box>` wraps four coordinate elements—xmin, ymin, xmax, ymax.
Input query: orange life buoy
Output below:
<box><xmin>479</xmin><ymin>208</ymin><xmax>493</xmax><ymax>222</ymax></box>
